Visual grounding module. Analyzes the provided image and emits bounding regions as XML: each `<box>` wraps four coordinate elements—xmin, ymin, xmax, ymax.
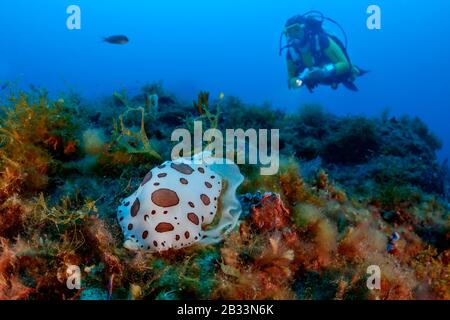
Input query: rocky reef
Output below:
<box><xmin>0</xmin><ymin>84</ymin><xmax>448</xmax><ymax>300</ymax></box>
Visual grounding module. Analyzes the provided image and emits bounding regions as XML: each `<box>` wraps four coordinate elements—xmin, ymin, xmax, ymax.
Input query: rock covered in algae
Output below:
<box><xmin>251</xmin><ymin>193</ymin><xmax>291</xmax><ymax>232</ymax></box>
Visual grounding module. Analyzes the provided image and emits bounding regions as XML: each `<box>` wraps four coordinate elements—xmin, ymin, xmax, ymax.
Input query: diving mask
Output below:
<box><xmin>284</xmin><ymin>23</ymin><xmax>305</xmax><ymax>40</ymax></box>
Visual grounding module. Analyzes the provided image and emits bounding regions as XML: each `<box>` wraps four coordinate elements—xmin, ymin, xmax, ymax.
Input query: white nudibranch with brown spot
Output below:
<box><xmin>117</xmin><ymin>152</ymin><xmax>244</xmax><ymax>252</ymax></box>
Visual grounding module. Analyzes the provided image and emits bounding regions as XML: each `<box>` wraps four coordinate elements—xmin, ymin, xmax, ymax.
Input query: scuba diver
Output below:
<box><xmin>279</xmin><ymin>11</ymin><xmax>368</xmax><ymax>92</ymax></box>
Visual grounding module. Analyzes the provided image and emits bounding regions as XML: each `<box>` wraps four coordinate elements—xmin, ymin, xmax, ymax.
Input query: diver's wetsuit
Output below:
<box><xmin>286</xmin><ymin>33</ymin><xmax>360</xmax><ymax>91</ymax></box>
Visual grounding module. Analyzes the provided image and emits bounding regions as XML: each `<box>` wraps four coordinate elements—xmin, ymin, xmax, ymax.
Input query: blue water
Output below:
<box><xmin>1</xmin><ymin>0</ymin><xmax>449</xmax><ymax>159</ymax></box>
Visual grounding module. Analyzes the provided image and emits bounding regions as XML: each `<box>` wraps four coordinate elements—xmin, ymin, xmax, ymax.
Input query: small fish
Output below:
<box><xmin>103</xmin><ymin>35</ymin><xmax>129</xmax><ymax>45</ymax></box>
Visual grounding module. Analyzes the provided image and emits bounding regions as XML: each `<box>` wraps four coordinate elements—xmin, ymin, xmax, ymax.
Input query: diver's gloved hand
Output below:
<box><xmin>300</xmin><ymin>67</ymin><xmax>324</xmax><ymax>82</ymax></box>
<box><xmin>300</xmin><ymin>65</ymin><xmax>336</xmax><ymax>82</ymax></box>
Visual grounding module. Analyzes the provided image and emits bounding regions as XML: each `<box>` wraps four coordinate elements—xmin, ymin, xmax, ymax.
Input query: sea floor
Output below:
<box><xmin>0</xmin><ymin>84</ymin><xmax>448</xmax><ymax>300</ymax></box>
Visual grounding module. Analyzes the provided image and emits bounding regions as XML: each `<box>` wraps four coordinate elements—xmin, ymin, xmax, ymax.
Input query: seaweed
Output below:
<box><xmin>189</xmin><ymin>91</ymin><xmax>223</xmax><ymax>131</ymax></box>
<box><xmin>0</xmin><ymin>93</ymin><xmax>79</xmax><ymax>196</ymax></box>
<box><xmin>0</xmin><ymin>84</ymin><xmax>448</xmax><ymax>301</ymax></box>
<box><xmin>322</xmin><ymin>117</ymin><xmax>380</xmax><ymax>165</ymax></box>
<box><xmin>112</xmin><ymin>107</ymin><xmax>161</xmax><ymax>160</ymax></box>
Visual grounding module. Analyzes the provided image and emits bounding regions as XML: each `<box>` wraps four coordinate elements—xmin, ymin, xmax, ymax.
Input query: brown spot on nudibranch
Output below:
<box><xmin>155</xmin><ymin>222</ymin><xmax>175</xmax><ymax>233</ymax></box>
<box><xmin>141</xmin><ymin>172</ymin><xmax>153</xmax><ymax>186</ymax></box>
<box><xmin>157</xmin><ymin>173</ymin><xmax>167</xmax><ymax>178</ymax></box>
<box><xmin>187</xmin><ymin>212</ymin><xmax>200</xmax><ymax>225</ymax></box>
<box><xmin>198</xmin><ymin>167</ymin><xmax>205</xmax><ymax>174</ymax></box>
<box><xmin>131</xmin><ymin>198</ymin><xmax>140</xmax><ymax>217</ymax></box>
<box><xmin>185</xmin><ymin>231</ymin><xmax>190</xmax><ymax>239</ymax></box>
<box><xmin>205</xmin><ymin>182</ymin><xmax>212</xmax><ymax>188</ymax></box>
<box><xmin>188</xmin><ymin>201</ymin><xmax>195</xmax><ymax>208</ymax></box>
<box><xmin>200</xmin><ymin>194</ymin><xmax>211</xmax><ymax>205</ymax></box>
<box><xmin>128</xmin><ymin>223</ymin><xmax>133</xmax><ymax>230</ymax></box>
<box><xmin>142</xmin><ymin>231</ymin><xmax>149</xmax><ymax>239</ymax></box>
<box><xmin>153</xmin><ymin>241</ymin><xmax>158</xmax><ymax>247</ymax></box>
<box><xmin>180</xmin><ymin>178</ymin><xmax>188</xmax><ymax>185</ymax></box>
<box><xmin>171</xmin><ymin>163</ymin><xmax>194</xmax><ymax>175</ymax></box>
<box><xmin>151</xmin><ymin>188</ymin><xmax>180</xmax><ymax>207</ymax></box>
<box><xmin>175</xmin><ymin>235</ymin><xmax>180</xmax><ymax>241</ymax></box>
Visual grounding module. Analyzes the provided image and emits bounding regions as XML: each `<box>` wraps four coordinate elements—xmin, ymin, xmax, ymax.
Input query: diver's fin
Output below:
<box><xmin>358</xmin><ymin>69</ymin><xmax>370</xmax><ymax>76</ymax></box>
<box><xmin>343</xmin><ymin>81</ymin><xmax>359</xmax><ymax>92</ymax></box>
<box><xmin>354</xmin><ymin>66</ymin><xmax>370</xmax><ymax>77</ymax></box>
